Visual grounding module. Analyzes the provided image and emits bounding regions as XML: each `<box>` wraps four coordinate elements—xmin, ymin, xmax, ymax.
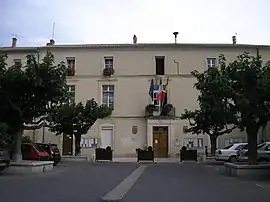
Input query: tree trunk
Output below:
<box><xmin>12</xmin><ymin>129</ymin><xmax>23</xmax><ymax>161</ymax></box>
<box><xmin>74</xmin><ymin>135</ymin><xmax>81</xmax><ymax>156</ymax></box>
<box><xmin>210</xmin><ymin>136</ymin><xmax>217</xmax><ymax>156</ymax></box>
<box><xmin>246</xmin><ymin>125</ymin><xmax>260</xmax><ymax>165</ymax></box>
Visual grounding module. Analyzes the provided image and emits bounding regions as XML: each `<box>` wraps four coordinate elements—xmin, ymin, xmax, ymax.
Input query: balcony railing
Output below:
<box><xmin>145</xmin><ymin>104</ymin><xmax>175</xmax><ymax>119</ymax></box>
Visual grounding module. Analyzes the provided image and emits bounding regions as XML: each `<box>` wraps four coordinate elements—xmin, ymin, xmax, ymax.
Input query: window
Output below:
<box><xmin>184</xmin><ymin>138</ymin><xmax>203</xmax><ymax>149</ymax></box>
<box><xmin>67</xmin><ymin>85</ymin><xmax>75</xmax><ymax>103</ymax></box>
<box><xmin>104</xmin><ymin>57</ymin><xmax>114</xmax><ymax>69</ymax></box>
<box><xmin>206</xmin><ymin>57</ymin><xmax>217</xmax><ymax>68</ymax></box>
<box><xmin>14</xmin><ymin>59</ymin><xmax>21</xmax><ymax>66</ymax></box>
<box><xmin>155</xmin><ymin>56</ymin><xmax>165</xmax><ymax>75</ymax></box>
<box><xmin>67</xmin><ymin>57</ymin><xmax>75</xmax><ymax>76</ymax></box>
<box><xmin>102</xmin><ymin>85</ymin><xmax>114</xmax><ymax>108</ymax></box>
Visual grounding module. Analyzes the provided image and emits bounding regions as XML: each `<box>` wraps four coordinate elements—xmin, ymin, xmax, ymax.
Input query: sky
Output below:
<box><xmin>1</xmin><ymin>0</ymin><xmax>270</xmax><ymax>46</ymax></box>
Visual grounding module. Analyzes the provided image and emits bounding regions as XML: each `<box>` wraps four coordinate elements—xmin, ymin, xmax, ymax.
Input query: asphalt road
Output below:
<box><xmin>1</xmin><ymin>162</ymin><xmax>270</xmax><ymax>202</ymax></box>
<box><xmin>124</xmin><ymin>163</ymin><xmax>270</xmax><ymax>202</ymax></box>
<box><xmin>0</xmin><ymin>161</ymin><xmax>138</xmax><ymax>202</ymax></box>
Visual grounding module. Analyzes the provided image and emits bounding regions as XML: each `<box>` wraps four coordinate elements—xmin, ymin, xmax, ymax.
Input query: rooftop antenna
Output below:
<box><xmin>52</xmin><ymin>22</ymin><xmax>55</xmax><ymax>39</ymax></box>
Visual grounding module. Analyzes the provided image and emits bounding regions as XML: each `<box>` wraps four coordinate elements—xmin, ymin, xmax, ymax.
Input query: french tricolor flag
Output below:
<box><xmin>156</xmin><ymin>78</ymin><xmax>165</xmax><ymax>101</ymax></box>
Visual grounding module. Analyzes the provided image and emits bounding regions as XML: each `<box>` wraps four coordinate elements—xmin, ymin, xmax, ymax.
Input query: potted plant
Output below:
<box><xmin>103</xmin><ymin>67</ymin><xmax>114</xmax><ymax>77</ymax></box>
<box><xmin>145</xmin><ymin>104</ymin><xmax>158</xmax><ymax>116</ymax></box>
<box><xmin>136</xmin><ymin>146</ymin><xmax>154</xmax><ymax>162</ymax></box>
<box><xmin>67</xmin><ymin>67</ymin><xmax>75</xmax><ymax>76</ymax></box>
<box><xmin>95</xmin><ymin>146</ymin><xmax>113</xmax><ymax>161</ymax></box>
<box><xmin>161</xmin><ymin>104</ymin><xmax>173</xmax><ymax>115</ymax></box>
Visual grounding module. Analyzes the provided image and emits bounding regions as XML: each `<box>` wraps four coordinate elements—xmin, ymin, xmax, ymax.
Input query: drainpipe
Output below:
<box><xmin>174</xmin><ymin>60</ymin><xmax>180</xmax><ymax>75</ymax></box>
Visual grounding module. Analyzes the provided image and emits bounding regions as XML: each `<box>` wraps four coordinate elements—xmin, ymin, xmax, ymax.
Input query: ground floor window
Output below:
<box><xmin>101</xmin><ymin>128</ymin><xmax>113</xmax><ymax>149</ymax></box>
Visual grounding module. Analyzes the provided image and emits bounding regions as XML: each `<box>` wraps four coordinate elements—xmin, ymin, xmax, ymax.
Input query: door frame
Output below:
<box><xmin>62</xmin><ymin>134</ymin><xmax>73</xmax><ymax>155</ymax></box>
<box><xmin>152</xmin><ymin>126</ymin><xmax>169</xmax><ymax>158</ymax></box>
<box><xmin>99</xmin><ymin>123</ymin><xmax>115</xmax><ymax>149</ymax></box>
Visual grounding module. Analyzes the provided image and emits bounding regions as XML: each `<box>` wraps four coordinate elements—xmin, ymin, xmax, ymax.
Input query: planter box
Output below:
<box><xmin>224</xmin><ymin>162</ymin><xmax>270</xmax><ymax>178</ymax></box>
<box><xmin>180</xmin><ymin>150</ymin><xmax>197</xmax><ymax>162</ymax></box>
<box><xmin>137</xmin><ymin>150</ymin><xmax>154</xmax><ymax>162</ymax></box>
<box><xmin>7</xmin><ymin>161</ymin><xmax>54</xmax><ymax>174</ymax></box>
<box><xmin>95</xmin><ymin>148</ymin><xmax>113</xmax><ymax>161</ymax></box>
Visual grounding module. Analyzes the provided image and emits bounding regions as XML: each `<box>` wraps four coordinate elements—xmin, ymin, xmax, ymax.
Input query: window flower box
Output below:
<box><xmin>103</xmin><ymin>67</ymin><xmax>114</xmax><ymax>77</ymax></box>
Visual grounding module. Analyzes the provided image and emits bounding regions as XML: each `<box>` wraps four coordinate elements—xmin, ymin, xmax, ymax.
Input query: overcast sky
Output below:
<box><xmin>1</xmin><ymin>0</ymin><xmax>270</xmax><ymax>46</ymax></box>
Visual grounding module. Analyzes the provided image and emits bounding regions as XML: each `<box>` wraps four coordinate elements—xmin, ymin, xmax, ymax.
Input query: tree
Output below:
<box><xmin>220</xmin><ymin>52</ymin><xmax>270</xmax><ymax>164</ymax></box>
<box><xmin>49</xmin><ymin>99</ymin><xmax>112</xmax><ymax>155</ymax></box>
<box><xmin>181</xmin><ymin>67</ymin><xmax>237</xmax><ymax>155</ymax></box>
<box><xmin>0</xmin><ymin>52</ymin><xmax>68</xmax><ymax>161</ymax></box>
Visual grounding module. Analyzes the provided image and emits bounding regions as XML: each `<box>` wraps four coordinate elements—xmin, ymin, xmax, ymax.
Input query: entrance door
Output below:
<box><xmin>62</xmin><ymin>134</ymin><xmax>73</xmax><ymax>155</ymax></box>
<box><xmin>101</xmin><ymin>129</ymin><xmax>113</xmax><ymax>149</ymax></box>
<box><xmin>153</xmin><ymin>126</ymin><xmax>168</xmax><ymax>158</ymax></box>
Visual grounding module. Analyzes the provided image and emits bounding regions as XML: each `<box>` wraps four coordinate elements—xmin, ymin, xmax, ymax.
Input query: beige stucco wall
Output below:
<box><xmin>3</xmin><ymin>44</ymin><xmax>270</xmax><ymax>157</ymax></box>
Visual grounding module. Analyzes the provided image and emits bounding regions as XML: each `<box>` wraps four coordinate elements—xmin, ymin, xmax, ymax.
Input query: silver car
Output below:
<box><xmin>237</xmin><ymin>142</ymin><xmax>270</xmax><ymax>162</ymax></box>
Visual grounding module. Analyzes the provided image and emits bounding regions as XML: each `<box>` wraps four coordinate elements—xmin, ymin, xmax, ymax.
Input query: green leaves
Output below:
<box><xmin>0</xmin><ymin>52</ymin><xmax>68</xmax><ymax>127</ymax></box>
<box><xmin>49</xmin><ymin>99</ymin><xmax>112</xmax><ymax>136</ymax></box>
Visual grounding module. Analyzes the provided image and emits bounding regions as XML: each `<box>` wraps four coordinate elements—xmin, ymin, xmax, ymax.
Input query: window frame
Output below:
<box><xmin>101</xmin><ymin>84</ymin><xmax>114</xmax><ymax>108</ymax></box>
<box><xmin>206</xmin><ymin>57</ymin><xmax>217</xmax><ymax>69</ymax></box>
<box><xmin>155</xmin><ymin>56</ymin><xmax>165</xmax><ymax>75</ymax></box>
<box><xmin>67</xmin><ymin>84</ymin><xmax>76</xmax><ymax>104</ymax></box>
<box><xmin>66</xmin><ymin>57</ymin><xmax>76</xmax><ymax>69</ymax></box>
<box><xmin>104</xmin><ymin>56</ymin><xmax>114</xmax><ymax>69</ymax></box>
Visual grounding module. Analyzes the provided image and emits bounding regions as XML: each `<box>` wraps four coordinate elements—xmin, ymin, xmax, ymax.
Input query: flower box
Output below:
<box><xmin>180</xmin><ymin>146</ymin><xmax>197</xmax><ymax>162</ymax></box>
<box><xmin>136</xmin><ymin>146</ymin><xmax>154</xmax><ymax>162</ymax></box>
<box><xmin>95</xmin><ymin>147</ymin><xmax>113</xmax><ymax>161</ymax></box>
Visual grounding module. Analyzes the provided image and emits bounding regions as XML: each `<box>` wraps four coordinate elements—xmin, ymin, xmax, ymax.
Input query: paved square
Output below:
<box><xmin>0</xmin><ymin>162</ymin><xmax>138</xmax><ymax>202</ymax></box>
<box><xmin>1</xmin><ymin>162</ymin><xmax>270</xmax><ymax>202</ymax></box>
<box><xmin>124</xmin><ymin>163</ymin><xmax>270</xmax><ymax>202</ymax></box>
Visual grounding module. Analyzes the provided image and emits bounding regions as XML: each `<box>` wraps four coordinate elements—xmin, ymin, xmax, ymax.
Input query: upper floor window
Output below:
<box><xmin>206</xmin><ymin>57</ymin><xmax>217</xmax><ymax>68</ymax></box>
<box><xmin>104</xmin><ymin>57</ymin><xmax>114</xmax><ymax>69</ymax></box>
<box><xmin>14</xmin><ymin>59</ymin><xmax>21</xmax><ymax>67</ymax></box>
<box><xmin>102</xmin><ymin>85</ymin><xmax>114</xmax><ymax>108</ymax></box>
<box><xmin>155</xmin><ymin>56</ymin><xmax>165</xmax><ymax>75</ymax></box>
<box><xmin>67</xmin><ymin>57</ymin><xmax>76</xmax><ymax>76</ymax></box>
<box><xmin>67</xmin><ymin>85</ymin><xmax>75</xmax><ymax>103</ymax></box>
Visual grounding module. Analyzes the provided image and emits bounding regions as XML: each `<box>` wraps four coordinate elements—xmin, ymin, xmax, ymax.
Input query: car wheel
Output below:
<box><xmin>229</xmin><ymin>156</ymin><xmax>237</xmax><ymax>162</ymax></box>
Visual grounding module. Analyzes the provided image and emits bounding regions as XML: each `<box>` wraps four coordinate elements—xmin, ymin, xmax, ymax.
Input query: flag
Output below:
<box><xmin>161</xmin><ymin>76</ymin><xmax>169</xmax><ymax>113</ymax></box>
<box><xmin>149</xmin><ymin>79</ymin><xmax>154</xmax><ymax>100</ymax></box>
<box><xmin>156</xmin><ymin>78</ymin><xmax>164</xmax><ymax>101</ymax></box>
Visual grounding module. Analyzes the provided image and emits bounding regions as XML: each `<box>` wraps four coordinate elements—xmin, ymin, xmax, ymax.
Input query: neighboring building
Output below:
<box><xmin>1</xmin><ymin>37</ymin><xmax>270</xmax><ymax>158</ymax></box>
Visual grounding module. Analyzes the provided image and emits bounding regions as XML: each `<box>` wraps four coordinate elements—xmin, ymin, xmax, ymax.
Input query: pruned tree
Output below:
<box><xmin>49</xmin><ymin>99</ymin><xmax>112</xmax><ymax>155</ymax></box>
<box><xmin>181</xmin><ymin>67</ymin><xmax>238</xmax><ymax>155</ymax></box>
<box><xmin>220</xmin><ymin>52</ymin><xmax>270</xmax><ymax>164</ymax></box>
<box><xmin>0</xmin><ymin>52</ymin><xmax>68</xmax><ymax>161</ymax></box>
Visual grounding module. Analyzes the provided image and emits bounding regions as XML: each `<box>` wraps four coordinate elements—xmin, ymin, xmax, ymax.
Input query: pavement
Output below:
<box><xmin>0</xmin><ymin>161</ymin><xmax>270</xmax><ymax>202</ymax></box>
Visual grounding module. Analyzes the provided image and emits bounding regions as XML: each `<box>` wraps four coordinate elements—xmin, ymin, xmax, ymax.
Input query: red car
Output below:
<box><xmin>21</xmin><ymin>143</ymin><xmax>49</xmax><ymax>161</ymax></box>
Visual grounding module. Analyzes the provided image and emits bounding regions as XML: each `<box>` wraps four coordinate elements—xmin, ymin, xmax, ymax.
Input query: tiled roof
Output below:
<box><xmin>1</xmin><ymin>43</ymin><xmax>270</xmax><ymax>52</ymax></box>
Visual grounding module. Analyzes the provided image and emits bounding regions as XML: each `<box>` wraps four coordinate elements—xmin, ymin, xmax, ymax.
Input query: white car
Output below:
<box><xmin>215</xmin><ymin>143</ymin><xmax>248</xmax><ymax>162</ymax></box>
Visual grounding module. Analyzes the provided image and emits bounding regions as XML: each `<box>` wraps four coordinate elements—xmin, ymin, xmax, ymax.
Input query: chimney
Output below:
<box><xmin>46</xmin><ymin>39</ymin><xmax>55</xmax><ymax>46</ymax></box>
<box><xmin>232</xmin><ymin>35</ymin><xmax>237</xmax><ymax>46</ymax></box>
<box><xmin>12</xmin><ymin>37</ymin><xmax>17</xmax><ymax>47</ymax></box>
<box><xmin>173</xmin><ymin>32</ymin><xmax>179</xmax><ymax>44</ymax></box>
<box><xmin>133</xmin><ymin>35</ymin><xmax>137</xmax><ymax>44</ymax></box>
<box><xmin>50</xmin><ymin>39</ymin><xmax>55</xmax><ymax>45</ymax></box>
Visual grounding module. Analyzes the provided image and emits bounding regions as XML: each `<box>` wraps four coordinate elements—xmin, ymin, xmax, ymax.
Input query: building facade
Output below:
<box><xmin>1</xmin><ymin>39</ymin><xmax>270</xmax><ymax>158</ymax></box>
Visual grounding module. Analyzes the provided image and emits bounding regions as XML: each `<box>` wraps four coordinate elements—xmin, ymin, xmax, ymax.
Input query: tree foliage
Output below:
<box><xmin>181</xmin><ymin>66</ymin><xmax>238</xmax><ymax>155</ymax></box>
<box><xmin>182</xmin><ymin>52</ymin><xmax>270</xmax><ymax>164</ymax></box>
<box><xmin>49</xmin><ymin>99</ymin><xmax>113</xmax><ymax>155</ymax></box>
<box><xmin>0</xmin><ymin>51</ymin><xmax>68</xmax><ymax>160</ymax></box>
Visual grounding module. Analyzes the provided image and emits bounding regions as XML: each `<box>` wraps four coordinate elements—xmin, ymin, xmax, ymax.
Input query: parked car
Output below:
<box><xmin>215</xmin><ymin>143</ymin><xmax>247</xmax><ymax>162</ymax></box>
<box><xmin>237</xmin><ymin>142</ymin><xmax>270</xmax><ymax>162</ymax></box>
<box><xmin>35</xmin><ymin>143</ymin><xmax>61</xmax><ymax>165</ymax></box>
<box><xmin>21</xmin><ymin>143</ymin><xmax>49</xmax><ymax>161</ymax></box>
<box><xmin>0</xmin><ymin>148</ymin><xmax>10</xmax><ymax>172</ymax></box>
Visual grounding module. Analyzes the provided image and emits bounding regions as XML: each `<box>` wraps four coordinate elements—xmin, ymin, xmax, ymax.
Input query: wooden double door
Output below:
<box><xmin>153</xmin><ymin>126</ymin><xmax>168</xmax><ymax>158</ymax></box>
<box><xmin>62</xmin><ymin>134</ymin><xmax>73</xmax><ymax>155</ymax></box>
